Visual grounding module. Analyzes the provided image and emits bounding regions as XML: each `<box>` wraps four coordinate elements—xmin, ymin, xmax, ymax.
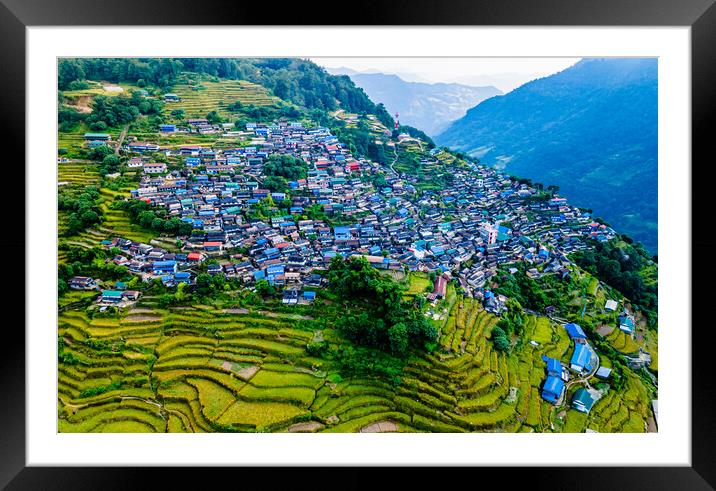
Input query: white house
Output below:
<box><xmin>143</xmin><ymin>163</ymin><xmax>167</xmax><ymax>174</ymax></box>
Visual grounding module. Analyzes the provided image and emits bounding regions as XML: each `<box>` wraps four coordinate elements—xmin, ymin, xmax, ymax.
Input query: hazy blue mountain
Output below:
<box><xmin>436</xmin><ymin>58</ymin><xmax>658</xmax><ymax>253</ymax></box>
<box><xmin>329</xmin><ymin>70</ymin><xmax>502</xmax><ymax>136</ymax></box>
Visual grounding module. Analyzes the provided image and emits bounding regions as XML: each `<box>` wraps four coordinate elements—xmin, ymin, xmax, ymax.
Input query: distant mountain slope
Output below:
<box><xmin>332</xmin><ymin>70</ymin><xmax>502</xmax><ymax>136</ymax></box>
<box><xmin>436</xmin><ymin>58</ymin><xmax>658</xmax><ymax>253</ymax></box>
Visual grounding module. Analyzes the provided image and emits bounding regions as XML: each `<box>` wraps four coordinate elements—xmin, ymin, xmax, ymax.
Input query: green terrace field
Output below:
<box><xmin>164</xmin><ymin>79</ymin><xmax>281</xmax><ymax>120</ymax></box>
<box><xmin>57</xmin><ymin>291</ymin><xmax>653</xmax><ymax>433</ymax></box>
<box><xmin>58</xmin><ymin>124</ymin><xmax>122</xmax><ymax>158</ymax></box>
<box><xmin>96</xmin><ymin>187</ymin><xmax>158</xmax><ymax>244</ymax></box>
<box><xmin>58</xmin><ymin>161</ymin><xmax>101</xmax><ymax>187</ymax></box>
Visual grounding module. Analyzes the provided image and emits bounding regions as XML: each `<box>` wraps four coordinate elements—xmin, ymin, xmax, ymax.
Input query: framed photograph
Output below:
<box><xmin>3</xmin><ymin>0</ymin><xmax>714</xmax><ymax>488</ymax></box>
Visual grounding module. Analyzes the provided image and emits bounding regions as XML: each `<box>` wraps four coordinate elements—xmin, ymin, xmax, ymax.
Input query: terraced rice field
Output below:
<box><xmin>96</xmin><ymin>188</ymin><xmax>157</xmax><ymax>244</ymax></box>
<box><xmin>58</xmin><ymin>161</ymin><xmax>101</xmax><ymax>186</ymax></box>
<box><xmin>164</xmin><ymin>79</ymin><xmax>281</xmax><ymax>120</ymax></box>
<box><xmin>58</xmin><ymin>294</ymin><xmax>651</xmax><ymax>433</ymax></box>
<box><xmin>606</xmin><ymin>328</ymin><xmax>640</xmax><ymax>355</ymax></box>
<box><xmin>58</xmin><ymin>126</ymin><xmax>121</xmax><ymax>157</ymax></box>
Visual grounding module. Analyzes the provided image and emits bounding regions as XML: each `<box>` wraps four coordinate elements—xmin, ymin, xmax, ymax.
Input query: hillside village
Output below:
<box><xmin>57</xmin><ymin>60</ymin><xmax>657</xmax><ymax>434</ymax></box>
<box><xmin>78</xmin><ymin>119</ymin><xmax>615</xmax><ymax>312</ymax></box>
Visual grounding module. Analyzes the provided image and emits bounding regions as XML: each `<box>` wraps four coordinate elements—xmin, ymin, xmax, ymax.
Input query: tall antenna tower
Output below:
<box><xmin>394</xmin><ymin>112</ymin><xmax>400</xmax><ymax>131</ymax></box>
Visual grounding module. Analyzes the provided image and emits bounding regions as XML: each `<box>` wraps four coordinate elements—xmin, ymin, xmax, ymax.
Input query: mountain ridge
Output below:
<box><xmin>330</xmin><ymin>70</ymin><xmax>502</xmax><ymax>136</ymax></box>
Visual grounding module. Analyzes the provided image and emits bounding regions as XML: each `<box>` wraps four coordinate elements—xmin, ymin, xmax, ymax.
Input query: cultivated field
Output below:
<box><xmin>163</xmin><ymin>79</ymin><xmax>281</xmax><ymax>120</ymax></box>
<box><xmin>57</xmin><ymin>280</ymin><xmax>651</xmax><ymax>433</ymax></box>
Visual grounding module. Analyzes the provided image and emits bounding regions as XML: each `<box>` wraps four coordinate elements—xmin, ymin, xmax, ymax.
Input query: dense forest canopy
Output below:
<box><xmin>58</xmin><ymin>57</ymin><xmax>392</xmax><ymax>119</ymax></box>
<box><xmin>572</xmin><ymin>239</ymin><xmax>657</xmax><ymax>324</ymax></box>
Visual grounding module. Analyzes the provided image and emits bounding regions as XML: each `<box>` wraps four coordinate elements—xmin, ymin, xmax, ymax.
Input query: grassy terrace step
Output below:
<box><xmin>320</xmin><ymin>411</ymin><xmax>411</xmax><ymax>433</ymax></box>
<box><xmin>154</xmin><ymin>368</ymin><xmax>246</xmax><ymax>394</ymax></box>
<box><xmin>334</xmin><ymin>395</ymin><xmax>396</xmax><ymax>416</ymax></box>
<box><xmin>398</xmin><ymin>377</ymin><xmax>458</xmax><ymax>406</ymax></box>
<box><xmin>448</xmin><ymin>402</ymin><xmax>516</xmax><ymax>430</ymax></box>
<box><xmin>163</xmin><ymin>401</ymin><xmax>203</xmax><ymax>432</ymax></box>
<box><xmin>186</xmin><ymin>377</ymin><xmax>237</xmax><ymax>421</ymax></box>
<box><xmin>217</xmin><ymin>400</ymin><xmax>309</xmax><ymax>431</ymax></box>
<box><xmin>411</xmin><ymin>413</ymin><xmax>466</xmax><ymax>433</ymax></box>
<box><xmin>219</xmin><ymin>339</ymin><xmax>305</xmax><ymax>357</ymax></box>
<box><xmin>238</xmin><ymin>384</ymin><xmax>316</xmax><ymax>407</ymax></box>
<box><xmin>59</xmin><ymin>399</ymin><xmax>165</xmax><ymax>433</ymax></box>
<box><xmin>248</xmin><ymin>369</ymin><xmax>324</xmax><ymax>390</ymax></box>
<box><xmin>165</xmin><ymin>79</ymin><xmax>279</xmax><ymax>119</ymax></box>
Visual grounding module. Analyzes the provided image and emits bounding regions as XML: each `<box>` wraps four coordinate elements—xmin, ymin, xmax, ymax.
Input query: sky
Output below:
<box><xmin>310</xmin><ymin>57</ymin><xmax>581</xmax><ymax>93</ymax></box>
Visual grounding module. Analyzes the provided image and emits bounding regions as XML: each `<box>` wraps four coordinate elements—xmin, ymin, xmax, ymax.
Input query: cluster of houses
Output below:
<box><xmin>94</xmin><ymin>120</ymin><xmax>614</xmax><ymax>309</ymax></box>
<box><xmin>540</xmin><ymin>322</ymin><xmax>611</xmax><ymax>415</ymax></box>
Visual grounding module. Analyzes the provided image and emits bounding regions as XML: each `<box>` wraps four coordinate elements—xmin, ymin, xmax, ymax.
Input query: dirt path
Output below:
<box><xmin>388</xmin><ymin>146</ymin><xmax>399</xmax><ymax>175</ymax></box>
<box><xmin>258</xmin><ymin>311</ymin><xmax>313</xmax><ymax>321</ymax></box>
<box><xmin>115</xmin><ymin>123</ymin><xmax>129</xmax><ymax>155</ymax></box>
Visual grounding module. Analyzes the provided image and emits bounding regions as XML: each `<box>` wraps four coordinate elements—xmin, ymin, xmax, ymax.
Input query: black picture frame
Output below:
<box><xmin>1</xmin><ymin>0</ymin><xmax>713</xmax><ymax>488</ymax></box>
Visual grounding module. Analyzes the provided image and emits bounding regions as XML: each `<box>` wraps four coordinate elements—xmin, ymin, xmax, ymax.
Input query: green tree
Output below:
<box><xmin>388</xmin><ymin>322</ymin><xmax>409</xmax><ymax>355</ymax></box>
<box><xmin>255</xmin><ymin>279</ymin><xmax>275</xmax><ymax>298</ymax></box>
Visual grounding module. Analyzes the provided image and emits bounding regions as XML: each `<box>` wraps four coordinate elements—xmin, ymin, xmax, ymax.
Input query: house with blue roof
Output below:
<box><xmin>542</xmin><ymin>355</ymin><xmax>561</xmax><ymax>377</ymax></box>
<box><xmin>175</xmin><ymin>271</ymin><xmax>191</xmax><ymax>284</ymax></box>
<box><xmin>565</xmin><ymin>323</ymin><xmax>587</xmax><ymax>340</ymax></box>
<box><xmin>334</xmin><ymin>226</ymin><xmax>351</xmax><ymax>241</ymax></box>
<box><xmin>541</xmin><ymin>375</ymin><xmax>565</xmax><ymax>404</ymax></box>
<box><xmin>571</xmin><ymin>388</ymin><xmax>596</xmax><ymax>413</ymax></box>
<box><xmin>161</xmin><ymin>274</ymin><xmax>176</xmax><ymax>287</ymax></box>
<box><xmin>99</xmin><ymin>290</ymin><xmax>124</xmax><ymax>303</ymax></box>
<box><xmin>618</xmin><ymin>315</ymin><xmax>635</xmax><ymax>334</ymax></box>
<box><xmin>570</xmin><ymin>343</ymin><xmax>596</xmax><ymax>374</ymax></box>
<box><xmin>152</xmin><ymin>260</ymin><xmax>177</xmax><ymax>275</ymax></box>
<box><xmin>266</xmin><ymin>264</ymin><xmax>285</xmax><ymax>276</ymax></box>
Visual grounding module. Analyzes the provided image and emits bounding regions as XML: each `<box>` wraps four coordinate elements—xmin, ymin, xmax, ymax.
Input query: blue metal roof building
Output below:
<box><xmin>541</xmin><ymin>375</ymin><xmax>565</xmax><ymax>404</ymax></box>
<box><xmin>542</xmin><ymin>356</ymin><xmax>563</xmax><ymax>378</ymax></box>
<box><xmin>152</xmin><ymin>260</ymin><xmax>177</xmax><ymax>273</ymax></box>
<box><xmin>565</xmin><ymin>323</ymin><xmax>587</xmax><ymax>340</ymax></box>
<box><xmin>571</xmin><ymin>388</ymin><xmax>596</xmax><ymax>413</ymax></box>
<box><xmin>570</xmin><ymin>343</ymin><xmax>595</xmax><ymax>374</ymax></box>
<box><xmin>334</xmin><ymin>226</ymin><xmax>351</xmax><ymax>240</ymax></box>
<box><xmin>618</xmin><ymin>316</ymin><xmax>635</xmax><ymax>333</ymax></box>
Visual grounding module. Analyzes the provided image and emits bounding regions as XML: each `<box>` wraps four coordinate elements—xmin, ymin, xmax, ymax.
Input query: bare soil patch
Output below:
<box><xmin>288</xmin><ymin>421</ymin><xmax>324</xmax><ymax>433</ymax></box>
<box><xmin>129</xmin><ymin>308</ymin><xmax>157</xmax><ymax>314</ymax></box>
<box><xmin>360</xmin><ymin>420</ymin><xmax>398</xmax><ymax>433</ymax></box>
<box><xmin>221</xmin><ymin>308</ymin><xmax>249</xmax><ymax>314</ymax></box>
<box><xmin>596</xmin><ymin>325</ymin><xmax>615</xmax><ymax>337</ymax></box>
<box><xmin>221</xmin><ymin>362</ymin><xmax>259</xmax><ymax>381</ymax></box>
<box><xmin>67</xmin><ymin>95</ymin><xmax>93</xmax><ymax>113</ymax></box>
